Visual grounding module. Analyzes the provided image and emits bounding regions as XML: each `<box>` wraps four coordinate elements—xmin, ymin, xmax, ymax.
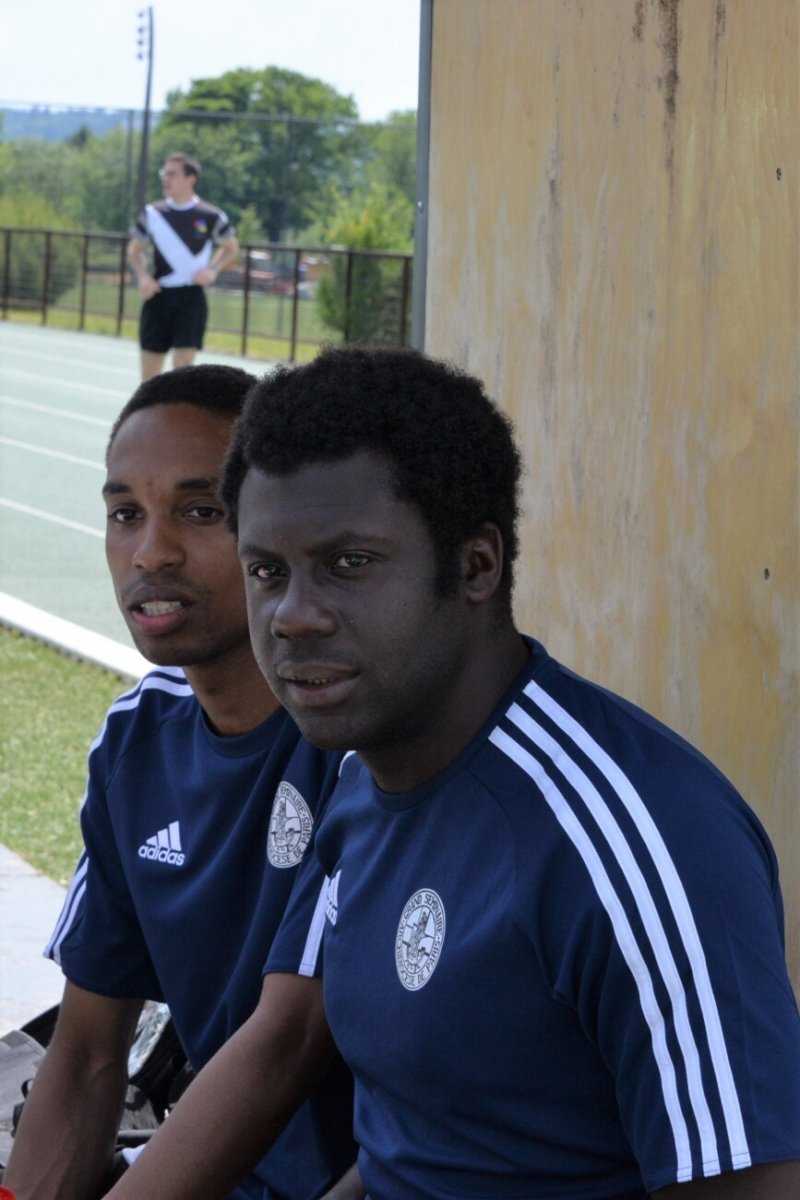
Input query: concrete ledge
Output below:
<box><xmin>0</xmin><ymin>592</ymin><xmax>148</xmax><ymax>681</ymax></box>
<box><xmin>0</xmin><ymin>845</ymin><xmax>66</xmax><ymax>1037</ymax></box>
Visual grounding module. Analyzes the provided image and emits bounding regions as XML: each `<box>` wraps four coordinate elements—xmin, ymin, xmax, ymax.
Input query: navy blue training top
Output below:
<box><xmin>49</xmin><ymin>666</ymin><xmax>355</xmax><ymax>1200</ymax></box>
<box><xmin>268</xmin><ymin>639</ymin><xmax>800</xmax><ymax>1200</ymax></box>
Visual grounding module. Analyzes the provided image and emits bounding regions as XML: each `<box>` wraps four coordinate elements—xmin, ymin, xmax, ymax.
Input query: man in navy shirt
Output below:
<box><xmin>103</xmin><ymin>347</ymin><xmax>800</xmax><ymax>1200</ymax></box>
<box><xmin>5</xmin><ymin>365</ymin><xmax>356</xmax><ymax>1200</ymax></box>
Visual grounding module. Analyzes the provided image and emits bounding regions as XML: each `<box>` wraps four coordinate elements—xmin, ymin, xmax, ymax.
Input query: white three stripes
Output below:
<box><xmin>489</xmin><ymin>679</ymin><xmax>750</xmax><ymax>1180</ymax></box>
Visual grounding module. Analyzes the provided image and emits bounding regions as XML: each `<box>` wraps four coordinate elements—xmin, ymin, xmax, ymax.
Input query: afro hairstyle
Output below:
<box><xmin>222</xmin><ymin>346</ymin><xmax>522</xmax><ymax>599</ymax></box>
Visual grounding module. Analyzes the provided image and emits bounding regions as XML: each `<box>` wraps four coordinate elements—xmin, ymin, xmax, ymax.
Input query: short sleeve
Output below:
<box><xmin>46</xmin><ymin>729</ymin><xmax>162</xmax><ymax>1000</ymax></box>
<box><xmin>263</xmin><ymin>833</ymin><xmax>330</xmax><ymax>981</ymax></box>
<box><xmin>212</xmin><ymin>207</ymin><xmax>235</xmax><ymax>243</ymax></box>
<box><xmin>526</xmin><ymin>773</ymin><xmax>800</xmax><ymax>1191</ymax></box>
<box><xmin>129</xmin><ymin>208</ymin><xmax>149</xmax><ymax>241</ymax></box>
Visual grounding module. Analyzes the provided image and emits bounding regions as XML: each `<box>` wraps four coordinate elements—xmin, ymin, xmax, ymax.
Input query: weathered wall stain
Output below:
<box><xmin>425</xmin><ymin>0</ymin><xmax>799</xmax><ymax>991</ymax></box>
<box><xmin>658</xmin><ymin>0</ymin><xmax>681</xmax><ymax>115</ymax></box>
<box><xmin>633</xmin><ymin>0</ymin><xmax>646</xmax><ymax>41</ymax></box>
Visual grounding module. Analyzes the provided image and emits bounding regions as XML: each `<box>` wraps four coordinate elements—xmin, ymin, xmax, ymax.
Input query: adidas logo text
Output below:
<box><xmin>138</xmin><ymin>821</ymin><xmax>185</xmax><ymax>867</ymax></box>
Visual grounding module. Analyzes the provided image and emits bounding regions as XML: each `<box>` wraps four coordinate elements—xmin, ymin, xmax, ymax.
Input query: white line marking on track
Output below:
<box><xmin>1</xmin><ymin>367</ymin><xmax>129</xmax><ymax>399</ymax></box>
<box><xmin>0</xmin><ymin>326</ymin><xmax>137</xmax><ymax>360</ymax></box>
<box><xmin>0</xmin><ymin>437</ymin><xmax>105</xmax><ymax>471</ymax></box>
<box><xmin>1</xmin><ymin>396</ymin><xmax>112</xmax><ymax>427</ymax></box>
<box><xmin>1</xmin><ymin>346</ymin><xmax>138</xmax><ymax>379</ymax></box>
<box><xmin>0</xmin><ymin>497</ymin><xmax>104</xmax><ymax>538</ymax></box>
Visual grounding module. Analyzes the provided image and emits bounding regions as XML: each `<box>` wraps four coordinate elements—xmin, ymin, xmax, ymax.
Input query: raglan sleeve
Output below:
<box><xmin>262</xmin><ymin>823</ymin><xmax>331</xmax><ymax>981</ymax></box>
<box><xmin>212</xmin><ymin>206</ymin><xmax>235</xmax><ymax>244</ymax></box>
<box><xmin>129</xmin><ymin>206</ymin><xmax>149</xmax><ymax>242</ymax></box>
<box><xmin>530</xmin><ymin>768</ymin><xmax>800</xmax><ymax>1194</ymax></box>
<box><xmin>45</xmin><ymin>714</ymin><xmax>162</xmax><ymax>1000</ymax></box>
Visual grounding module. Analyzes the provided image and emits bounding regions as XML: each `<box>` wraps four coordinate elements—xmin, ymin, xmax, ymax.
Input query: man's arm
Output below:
<box><xmin>126</xmin><ymin>237</ymin><xmax>161</xmax><ymax>299</ymax></box>
<box><xmin>104</xmin><ymin>972</ymin><xmax>336</xmax><ymax>1200</ymax></box>
<box><xmin>3</xmin><ymin>981</ymin><xmax>143</xmax><ymax>1200</ymax></box>
<box><xmin>652</xmin><ymin>1160</ymin><xmax>800</xmax><ymax>1198</ymax></box>
<box><xmin>193</xmin><ymin>236</ymin><xmax>240</xmax><ymax>287</ymax></box>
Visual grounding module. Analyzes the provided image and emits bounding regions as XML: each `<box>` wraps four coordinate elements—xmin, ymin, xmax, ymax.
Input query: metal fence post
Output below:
<box><xmin>1</xmin><ymin>230</ymin><xmax>10</xmax><ymax>319</ymax></box>
<box><xmin>289</xmin><ymin>247</ymin><xmax>301</xmax><ymax>362</ymax></box>
<box><xmin>343</xmin><ymin>250</ymin><xmax>354</xmax><ymax>343</ymax></box>
<box><xmin>117</xmin><ymin>237</ymin><xmax>127</xmax><ymax>335</ymax></box>
<box><xmin>42</xmin><ymin>232</ymin><xmax>52</xmax><ymax>324</ymax></box>
<box><xmin>79</xmin><ymin>234</ymin><xmax>90</xmax><ymax>330</ymax></box>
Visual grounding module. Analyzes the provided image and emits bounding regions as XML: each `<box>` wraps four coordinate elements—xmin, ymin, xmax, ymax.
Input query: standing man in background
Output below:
<box><xmin>127</xmin><ymin>153</ymin><xmax>239</xmax><ymax>380</ymax></box>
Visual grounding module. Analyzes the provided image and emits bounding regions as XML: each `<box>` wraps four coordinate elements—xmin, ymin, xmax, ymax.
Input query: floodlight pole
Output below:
<box><xmin>135</xmin><ymin>6</ymin><xmax>154</xmax><ymax>216</ymax></box>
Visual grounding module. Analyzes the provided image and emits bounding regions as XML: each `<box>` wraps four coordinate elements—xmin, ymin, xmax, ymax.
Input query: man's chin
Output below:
<box><xmin>127</xmin><ymin>630</ymin><xmax>191</xmax><ymax>667</ymax></box>
<box><xmin>289</xmin><ymin>711</ymin><xmax>355</xmax><ymax>752</ymax></box>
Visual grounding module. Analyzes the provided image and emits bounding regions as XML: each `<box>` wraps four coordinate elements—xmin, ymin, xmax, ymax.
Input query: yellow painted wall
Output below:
<box><xmin>424</xmin><ymin>0</ymin><xmax>799</xmax><ymax>988</ymax></box>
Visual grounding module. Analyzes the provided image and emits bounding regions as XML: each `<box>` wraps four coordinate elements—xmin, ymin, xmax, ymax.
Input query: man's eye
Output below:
<box><xmin>334</xmin><ymin>553</ymin><xmax>371</xmax><ymax>570</ymax></box>
<box><xmin>247</xmin><ymin>562</ymin><xmax>285</xmax><ymax>581</ymax></box>
<box><xmin>186</xmin><ymin>505</ymin><xmax>223</xmax><ymax>520</ymax></box>
<box><xmin>108</xmin><ymin>507</ymin><xmax>138</xmax><ymax>524</ymax></box>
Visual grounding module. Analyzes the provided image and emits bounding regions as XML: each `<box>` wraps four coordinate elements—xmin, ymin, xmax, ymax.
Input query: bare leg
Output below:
<box><xmin>140</xmin><ymin>350</ymin><xmax>167</xmax><ymax>380</ymax></box>
<box><xmin>172</xmin><ymin>347</ymin><xmax>199</xmax><ymax>369</ymax></box>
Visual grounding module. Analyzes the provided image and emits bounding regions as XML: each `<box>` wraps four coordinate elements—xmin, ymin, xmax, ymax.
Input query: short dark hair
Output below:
<box><xmin>165</xmin><ymin>151</ymin><xmax>200</xmax><ymax>179</ymax></box>
<box><xmin>107</xmin><ymin>364</ymin><xmax>257</xmax><ymax>462</ymax></box>
<box><xmin>222</xmin><ymin>346</ymin><xmax>522</xmax><ymax>598</ymax></box>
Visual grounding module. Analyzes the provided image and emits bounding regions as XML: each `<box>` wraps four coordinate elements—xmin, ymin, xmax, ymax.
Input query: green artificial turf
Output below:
<box><xmin>0</xmin><ymin>626</ymin><xmax>129</xmax><ymax>884</ymax></box>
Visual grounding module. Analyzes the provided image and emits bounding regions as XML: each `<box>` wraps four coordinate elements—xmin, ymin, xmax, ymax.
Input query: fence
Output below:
<box><xmin>0</xmin><ymin>227</ymin><xmax>413</xmax><ymax>362</ymax></box>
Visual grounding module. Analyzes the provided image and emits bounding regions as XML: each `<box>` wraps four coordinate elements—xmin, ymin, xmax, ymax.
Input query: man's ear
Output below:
<box><xmin>461</xmin><ymin>522</ymin><xmax>504</xmax><ymax>604</ymax></box>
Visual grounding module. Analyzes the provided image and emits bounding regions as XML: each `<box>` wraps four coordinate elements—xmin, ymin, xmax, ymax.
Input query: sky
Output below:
<box><xmin>1</xmin><ymin>0</ymin><xmax>421</xmax><ymax>123</ymax></box>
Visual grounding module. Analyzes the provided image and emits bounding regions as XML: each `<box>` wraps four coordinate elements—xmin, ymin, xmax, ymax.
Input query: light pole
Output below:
<box><xmin>135</xmin><ymin>7</ymin><xmax>154</xmax><ymax>217</ymax></box>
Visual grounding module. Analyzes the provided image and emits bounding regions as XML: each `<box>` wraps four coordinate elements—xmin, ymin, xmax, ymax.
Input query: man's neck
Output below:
<box><xmin>365</xmin><ymin>627</ymin><xmax>529</xmax><ymax>794</ymax></box>
<box><xmin>166</xmin><ymin>192</ymin><xmax>198</xmax><ymax>209</ymax></box>
<box><xmin>182</xmin><ymin>644</ymin><xmax>280</xmax><ymax>736</ymax></box>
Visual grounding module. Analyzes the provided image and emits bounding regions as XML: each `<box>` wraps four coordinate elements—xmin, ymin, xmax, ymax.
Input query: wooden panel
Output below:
<box><xmin>425</xmin><ymin>0</ymin><xmax>799</xmax><ymax>988</ymax></box>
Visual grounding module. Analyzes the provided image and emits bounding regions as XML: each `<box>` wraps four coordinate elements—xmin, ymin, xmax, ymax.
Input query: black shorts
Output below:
<box><xmin>139</xmin><ymin>286</ymin><xmax>208</xmax><ymax>353</ymax></box>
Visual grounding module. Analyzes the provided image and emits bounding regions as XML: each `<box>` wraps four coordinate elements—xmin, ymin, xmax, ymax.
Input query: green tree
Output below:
<box><xmin>358</xmin><ymin>110</ymin><xmax>417</xmax><ymax>205</ymax></box>
<box><xmin>316</xmin><ymin>182</ymin><xmax>414</xmax><ymax>343</ymax></box>
<box><xmin>0</xmin><ymin>139</ymin><xmax>81</xmax><ymax>225</ymax></box>
<box><xmin>0</xmin><ymin>193</ymin><xmax>82</xmax><ymax>304</ymax></box>
<box><xmin>0</xmin><ymin>126</ymin><xmax>136</xmax><ymax>233</ymax></box>
<box><xmin>154</xmin><ymin>67</ymin><xmax>359</xmax><ymax>241</ymax></box>
<box><xmin>69</xmin><ymin>126</ymin><xmax>137</xmax><ymax>232</ymax></box>
<box><xmin>236</xmin><ymin>204</ymin><xmax>266</xmax><ymax>244</ymax></box>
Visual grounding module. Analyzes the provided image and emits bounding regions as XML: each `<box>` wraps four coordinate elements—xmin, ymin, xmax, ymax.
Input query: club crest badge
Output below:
<box><xmin>395</xmin><ymin>888</ymin><xmax>445</xmax><ymax>991</ymax></box>
<box><xmin>267</xmin><ymin>782</ymin><xmax>313</xmax><ymax>868</ymax></box>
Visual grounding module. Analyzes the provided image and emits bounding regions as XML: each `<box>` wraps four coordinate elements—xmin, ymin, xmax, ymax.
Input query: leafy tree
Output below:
<box><xmin>316</xmin><ymin>182</ymin><xmax>414</xmax><ymax>343</ymax></box>
<box><xmin>0</xmin><ymin>139</ymin><xmax>81</xmax><ymax>225</ymax></box>
<box><xmin>71</xmin><ymin>126</ymin><xmax>138</xmax><ymax>232</ymax></box>
<box><xmin>0</xmin><ymin>127</ymin><xmax>136</xmax><ymax>233</ymax></box>
<box><xmin>0</xmin><ymin>192</ymin><xmax>82</xmax><ymax>304</ymax></box>
<box><xmin>66</xmin><ymin>125</ymin><xmax>92</xmax><ymax>149</ymax></box>
<box><xmin>154</xmin><ymin>67</ymin><xmax>359</xmax><ymax>241</ymax></box>
<box><xmin>236</xmin><ymin>204</ymin><xmax>266</xmax><ymax>244</ymax></box>
<box><xmin>357</xmin><ymin>110</ymin><xmax>417</xmax><ymax>205</ymax></box>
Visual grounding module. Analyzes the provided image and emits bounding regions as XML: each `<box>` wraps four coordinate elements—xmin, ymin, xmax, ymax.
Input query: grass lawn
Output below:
<box><xmin>0</xmin><ymin>626</ymin><xmax>130</xmax><ymax>885</ymax></box>
<box><xmin>4</xmin><ymin>278</ymin><xmax>336</xmax><ymax>364</ymax></box>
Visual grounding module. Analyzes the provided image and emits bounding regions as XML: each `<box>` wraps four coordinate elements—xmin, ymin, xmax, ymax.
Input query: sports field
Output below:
<box><xmin>0</xmin><ymin>321</ymin><xmax>270</xmax><ymax>644</ymax></box>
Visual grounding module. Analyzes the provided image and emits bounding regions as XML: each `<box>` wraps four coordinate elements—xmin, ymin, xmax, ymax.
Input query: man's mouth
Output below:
<box><xmin>276</xmin><ymin>665</ymin><xmax>358</xmax><ymax>710</ymax></box>
<box><xmin>284</xmin><ymin>671</ymin><xmax>340</xmax><ymax>686</ymax></box>
<box><xmin>139</xmin><ymin>600</ymin><xmax>183</xmax><ymax>617</ymax></box>
<box><xmin>129</xmin><ymin>597</ymin><xmax>189</xmax><ymax>636</ymax></box>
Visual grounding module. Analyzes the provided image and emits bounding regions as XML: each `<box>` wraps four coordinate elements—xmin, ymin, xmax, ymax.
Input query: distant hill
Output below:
<box><xmin>0</xmin><ymin>107</ymin><xmax>158</xmax><ymax>142</ymax></box>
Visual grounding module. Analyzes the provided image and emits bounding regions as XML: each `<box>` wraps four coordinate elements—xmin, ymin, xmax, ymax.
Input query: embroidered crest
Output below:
<box><xmin>395</xmin><ymin>888</ymin><xmax>445</xmax><ymax>991</ymax></box>
<box><xmin>267</xmin><ymin>782</ymin><xmax>313</xmax><ymax>868</ymax></box>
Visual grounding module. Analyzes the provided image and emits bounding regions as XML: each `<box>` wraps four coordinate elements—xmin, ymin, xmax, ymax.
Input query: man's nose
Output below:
<box><xmin>270</xmin><ymin>575</ymin><xmax>336</xmax><ymax>640</ymax></box>
<box><xmin>131</xmin><ymin>520</ymin><xmax>185</xmax><ymax>572</ymax></box>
